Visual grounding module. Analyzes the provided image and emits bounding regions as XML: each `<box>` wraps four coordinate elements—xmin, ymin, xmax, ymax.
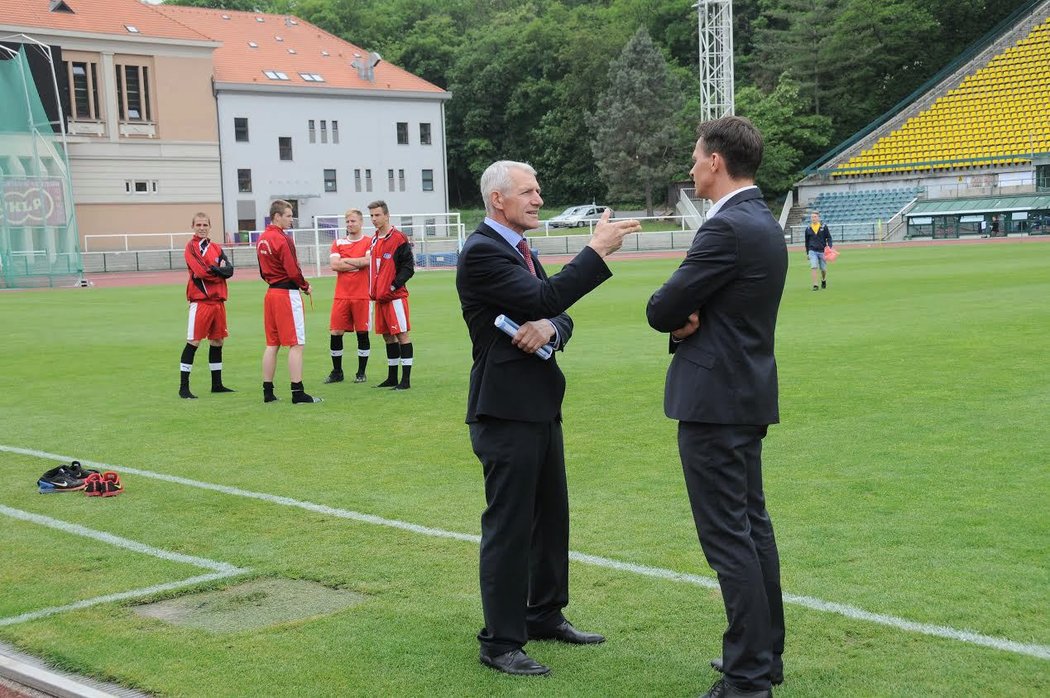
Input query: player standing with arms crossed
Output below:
<box><xmin>179</xmin><ymin>212</ymin><xmax>234</xmax><ymax>399</ymax></box>
<box><xmin>325</xmin><ymin>208</ymin><xmax>372</xmax><ymax>384</ymax></box>
<box><xmin>367</xmin><ymin>200</ymin><xmax>415</xmax><ymax>390</ymax></box>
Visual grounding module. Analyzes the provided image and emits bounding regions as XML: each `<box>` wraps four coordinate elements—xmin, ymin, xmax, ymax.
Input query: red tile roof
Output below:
<box><xmin>154</xmin><ymin>5</ymin><xmax>446</xmax><ymax>94</ymax></box>
<box><xmin>0</xmin><ymin>0</ymin><xmax>212</xmax><ymax>42</ymax></box>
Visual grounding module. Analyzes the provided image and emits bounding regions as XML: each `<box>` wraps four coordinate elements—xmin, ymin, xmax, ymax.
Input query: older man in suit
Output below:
<box><xmin>456</xmin><ymin>160</ymin><xmax>640</xmax><ymax>676</ymax></box>
<box><xmin>647</xmin><ymin>117</ymin><xmax>788</xmax><ymax>698</ymax></box>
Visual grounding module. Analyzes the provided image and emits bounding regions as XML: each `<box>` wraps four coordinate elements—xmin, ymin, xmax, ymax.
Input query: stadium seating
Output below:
<box><xmin>835</xmin><ymin>18</ymin><xmax>1050</xmax><ymax>176</ymax></box>
<box><xmin>810</xmin><ymin>187</ymin><xmax>922</xmax><ymax>224</ymax></box>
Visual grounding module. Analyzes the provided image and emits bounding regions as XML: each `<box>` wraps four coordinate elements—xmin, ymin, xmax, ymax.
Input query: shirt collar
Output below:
<box><xmin>706</xmin><ymin>184</ymin><xmax>758</xmax><ymax>220</ymax></box>
<box><xmin>484</xmin><ymin>216</ymin><xmax>526</xmax><ymax>251</ymax></box>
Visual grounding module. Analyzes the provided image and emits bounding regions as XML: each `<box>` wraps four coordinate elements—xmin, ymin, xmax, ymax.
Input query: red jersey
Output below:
<box><xmin>369</xmin><ymin>227</ymin><xmax>414</xmax><ymax>302</ymax></box>
<box><xmin>257</xmin><ymin>224</ymin><xmax>308</xmax><ymax>289</ymax></box>
<box><xmin>184</xmin><ymin>234</ymin><xmax>229</xmax><ymax>302</ymax></box>
<box><xmin>330</xmin><ymin>235</ymin><xmax>372</xmax><ymax>300</ymax></box>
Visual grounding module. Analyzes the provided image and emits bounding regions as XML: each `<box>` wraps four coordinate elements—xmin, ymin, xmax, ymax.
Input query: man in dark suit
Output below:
<box><xmin>456</xmin><ymin>160</ymin><xmax>641</xmax><ymax>676</ymax></box>
<box><xmin>646</xmin><ymin>117</ymin><xmax>788</xmax><ymax>698</ymax></box>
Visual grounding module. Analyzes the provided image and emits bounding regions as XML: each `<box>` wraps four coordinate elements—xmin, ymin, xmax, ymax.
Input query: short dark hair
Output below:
<box><xmin>269</xmin><ymin>199</ymin><xmax>292</xmax><ymax>218</ymax></box>
<box><xmin>367</xmin><ymin>200</ymin><xmax>389</xmax><ymax>214</ymax></box>
<box><xmin>696</xmin><ymin>116</ymin><xmax>763</xmax><ymax>180</ymax></box>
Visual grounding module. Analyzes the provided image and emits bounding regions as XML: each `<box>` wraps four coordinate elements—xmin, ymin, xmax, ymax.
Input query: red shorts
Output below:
<box><xmin>374</xmin><ymin>298</ymin><xmax>410</xmax><ymax>335</ymax></box>
<box><xmin>187</xmin><ymin>301</ymin><xmax>228</xmax><ymax>342</ymax></box>
<box><xmin>330</xmin><ymin>298</ymin><xmax>371</xmax><ymax>333</ymax></box>
<box><xmin>264</xmin><ymin>288</ymin><xmax>306</xmax><ymax>346</ymax></box>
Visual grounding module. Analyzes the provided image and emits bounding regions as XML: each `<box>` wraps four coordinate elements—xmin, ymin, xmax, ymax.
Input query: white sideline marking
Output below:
<box><xmin>3</xmin><ymin>444</ymin><xmax>1048</xmax><ymax>661</ymax></box>
<box><xmin>0</xmin><ymin>505</ymin><xmax>240</xmax><ymax>573</ymax></box>
<box><xmin>0</xmin><ymin>504</ymin><xmax>248</xmax><ymax>627</ymax></box>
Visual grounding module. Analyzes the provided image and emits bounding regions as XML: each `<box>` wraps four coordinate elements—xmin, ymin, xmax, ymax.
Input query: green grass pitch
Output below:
<box><xmin>1</xmin><ymin>241</ymin><xmax>1048</xmax><ymax>696</ymax></box>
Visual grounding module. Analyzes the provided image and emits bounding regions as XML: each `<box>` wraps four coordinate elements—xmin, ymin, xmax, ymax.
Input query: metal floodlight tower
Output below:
<box><xmin>696</xmin><ymin>0</ymin><xmax>735</xmax><ymax>121</ymax></box>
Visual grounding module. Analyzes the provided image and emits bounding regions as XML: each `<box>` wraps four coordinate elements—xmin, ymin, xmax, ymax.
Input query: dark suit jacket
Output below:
<box><xmin>456</xmin><ymin>223</ymin><xmax>612</xmax><ymax>423</ymax></box>
<box><xmin>646</xmin><ymin>188</ymin><xmax>787</xmax><ymax>426</ymax></box>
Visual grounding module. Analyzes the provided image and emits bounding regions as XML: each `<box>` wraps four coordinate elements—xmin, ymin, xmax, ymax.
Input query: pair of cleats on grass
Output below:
<box><xmin>38</xmin><ymin>461</ymin><xmax>123</xmax><ymax>497</ymax></box>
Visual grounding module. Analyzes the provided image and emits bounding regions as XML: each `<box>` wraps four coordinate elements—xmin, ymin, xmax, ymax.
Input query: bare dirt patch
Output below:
<box><xmin>133</xmin><ymin>578</ymin><xmax>366</xmax><ymax>633</ymax></box>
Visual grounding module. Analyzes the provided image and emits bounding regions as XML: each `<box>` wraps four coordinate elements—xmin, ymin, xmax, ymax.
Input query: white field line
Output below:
<box><xmin>0</xmin><ymin>504</ymin><xmax>248</xmax><ymax>627</ymax></box>
<box><xmin>3</xmin><ymin>444</ymin><xmax>1048</xmax><ymax>661</ymax></box>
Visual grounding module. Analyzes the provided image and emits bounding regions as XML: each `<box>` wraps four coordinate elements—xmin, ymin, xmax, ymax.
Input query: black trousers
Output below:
<box><xmin>469</xmin><ymin>417</ymin><xmax>569</xmax><ymax>655</ymax></box>
<box><xmin>678</xmin><ymin>421</ymin><xmax>785</xmax><ymax>692</ymax></box>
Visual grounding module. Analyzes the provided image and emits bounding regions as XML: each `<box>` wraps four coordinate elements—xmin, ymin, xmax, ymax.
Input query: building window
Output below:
<box><xmin>388</xmin><ymin>169</ymin><xmax>395</xmax><ymax>191</ymax></box>
<box><xmin>263</xmin><ymin>70</ymin><xmax>289</xmax><ymax>80</ymax></box>
<box><xmin>324</xmin><ymin>168</ymin><xmax>337</xmax><ymax>193</ymax></box>
<box><xmin>125</xmin><ymin>179</ymin><xmax>158</xmax><ymax>194</ymax></box>
<box><xmin>422</xmin><ymin>169</ymin><xmax>434</xmax><ymax>192</ymax></box>
<box><xmin>398</xmin><ymin>169</ymin><xmax>405</xmax><ymax>192</ymax></box>
<box><xmin>237</xmin><ymin>218</ymin><xmax>256</xmax><ymax>232</ymax></box>
<box><xmin>354</xmin><ymin>169</ymin><xmax>362</xmax><ymax>192</ymax></box>
<box><xmin>332</xmin><ymin>120</ymin><xmax>339</xmax><ymax>144</ymax></box>
<box><xmin>320</xmin><ymin>120</ymin><xmax>328</xmax><ymax>144</ymax></box>
<box><xmin>420</xmin><ymin>122</ymin><xmax>432</xmax><ymax>145</ymax></box>
<box><xmin>365</xmin><ymin>169</ymin><xmax>373</xmax><ymax>192</ymax></box>
<box><xmin>308</xmin><ymin>120</ymin><xmax>316</xmax><ymax>144</ymax></box>
<box><xmin>238</xmin><ymin>169</ymin><xmax>252</xmax><ymax>193</ymax></box>
<box><xmin>396</xmin><ymin>122</ymin><xmax>408</xmax><ymax>145</ymax></box>
<box><xmin>279</xmin><ymin>136</ymin><xmax>293</xmax><ymax>160</ymax></box>
<box><xmin>115</xmin><ymin>64</ymin><xmax>151</xmax><ymax>121</ymax></box>
<box><xmin>234</xmin><ymin>117</ymin><xmax>249</xmax><ymax>142</ymax></box>
<box><xmin>66</xmin><ymin>60</ymin><xmax>101</xmax><ymax>120</ymax></box>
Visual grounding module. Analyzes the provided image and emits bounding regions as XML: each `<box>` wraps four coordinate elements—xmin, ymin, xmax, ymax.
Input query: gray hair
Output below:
<box><xmin>480</xmin><ymin>160</ymin><xmax>536</xmax><ymax>216</ymax></box>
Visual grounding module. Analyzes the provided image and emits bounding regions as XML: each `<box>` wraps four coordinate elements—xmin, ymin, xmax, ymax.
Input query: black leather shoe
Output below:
<box><xmin>528</xmin><ymin>620</ymin><xmax>605</xmax><ymax>645</ymax></box>
<box><xmin>710</xmin><ymin>658</ymin><xmax>783</xmax><ymax>686</ymax></box>
<box><xmin>700</xmin><ymin>678</ymin><xmax>771</xmax><ymax>698</ymax></box>
<box><xmin>479</xmin><ymin>649</ymin><xmax>550</xmax><ymax>676</ymax></box>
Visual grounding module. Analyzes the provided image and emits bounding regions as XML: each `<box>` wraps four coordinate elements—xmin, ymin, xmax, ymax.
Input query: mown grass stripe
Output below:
<box><xmin>5</xmin><ymin>444</ymin><xmax>1047</xmax><ymax>661</ymax></box>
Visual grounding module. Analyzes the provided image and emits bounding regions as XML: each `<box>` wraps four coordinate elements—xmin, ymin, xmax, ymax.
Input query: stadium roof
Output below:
<box><xmin>907</xmin><ymin>194</ymin><xmax>1050</xmax><ymax>217</ymax></box>
<box><xmin>0</xmin><ymin>0</ymin><xmax>213</xmax><ymax>43</ymax></box>
<box><xmin>153</xmin><ymin>5</ymin><xmax>447</xmax><ymax>95</ymax></box>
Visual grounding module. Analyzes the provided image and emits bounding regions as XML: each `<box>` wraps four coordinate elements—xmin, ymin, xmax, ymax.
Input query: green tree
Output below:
<box><xmin>162</xmin><ymin>0</ymin><xmax>272</xmax><ymax>10</ymax></box>
<box><xmin>750</xmin><ymin>0</ymin><xmax>841</xmax><ymax>116</ymax></box>
<box><xmin>736</xmin><ymin>73</ymin><xmax>832</xmax><ymax>195</ymax></box>
<box><xmin>588</xmin><ymin>26</ymin><xmax>684</xmax><ymax>215</ymax></box>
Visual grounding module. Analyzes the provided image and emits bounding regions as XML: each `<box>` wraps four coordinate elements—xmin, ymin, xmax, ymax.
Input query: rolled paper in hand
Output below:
<box><xmin>494</xmin><ymin>314</ymin><xmax>553</xmax><ymax>360</ymax></box>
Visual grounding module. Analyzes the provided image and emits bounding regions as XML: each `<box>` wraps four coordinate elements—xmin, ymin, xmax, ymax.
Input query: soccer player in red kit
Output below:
<box><xmin>180</xmin><ymin>212</ymin><xmax>234</xmax><ymax>399</ymax></box>
<box><xmin>256</xmin><ymin>199</ymin><xmax>322</xmax><ymax>404</ymax></box>
<box><xmin>325</xmin><ymin>208</ymin><xmax>372</xmax><ymax>384</ymax></box>
<box><xmin>367</xmin><ymin>200</ymin><xmax>415</xmax><ymax>390</ymax></box>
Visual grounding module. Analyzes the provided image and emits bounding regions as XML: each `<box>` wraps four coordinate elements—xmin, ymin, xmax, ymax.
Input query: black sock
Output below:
<box><xmin>330</xmin><ymin>334</ymin><xmax>344</xmax><ymax>373</ymax></box>
<box><xmin>356</xmin><ymin>331</ymin><xmax>370</xmax><ymax>376</ymax></box>
<box><xmin>209</xmin><ymin>345</ymin><xmax>227</xmax><ymax>390</ymax></box>
<box><xmin>180</xmin><ymin>343</ymin><xmax>198</xmax><ymax>395</ymax></box>
<box><xmin>180</xmin><ymin>343</ymin><xmax>198</xmax><ymax>383</ymax></box>
<box><xmin>291</xmin><ymin>381</ymin><xmax>320</xmax><ymax>403</ymax></box>
<box><xmin>376</xmin><ymin>342</ymin><xmax>400</xmax><ymax>386</ymax></box>
<box><xmin>397</xmin><ymin>343</ymin><xmax>413</xmax><ymax>388</ymax></box>
<box><xmin>263</xmin><ymin>381</ymin><xmax>277</xmax><ymax>402</ymax></box>
<box><xmin>387</xmin><ymin>342</ymin><xmax>401</xmax><ymax>382</ymax></box>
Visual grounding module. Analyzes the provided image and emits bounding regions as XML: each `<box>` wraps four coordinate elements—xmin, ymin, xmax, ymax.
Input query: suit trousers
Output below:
<box><xmin>678</xmin><ymin>421</ymin><xmax>785</xmax><ymax>692</ymax></box>
<box><xmin>470</xmin><ymin>417</ymin><xmax>570</xmax><ymax>655</ymax></box>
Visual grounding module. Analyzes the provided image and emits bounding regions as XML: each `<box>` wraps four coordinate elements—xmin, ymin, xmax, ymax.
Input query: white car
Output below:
<box><xmin>547</xmin><ymin>204</ymin><xmax>613</xmax><ymax>228</ymax></box>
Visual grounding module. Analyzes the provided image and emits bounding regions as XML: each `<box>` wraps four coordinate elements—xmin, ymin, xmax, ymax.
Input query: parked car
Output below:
<box><xmin>547</xmin><ymin>204</ymin><xmax>613</xmax><ymax>228</ymax></box>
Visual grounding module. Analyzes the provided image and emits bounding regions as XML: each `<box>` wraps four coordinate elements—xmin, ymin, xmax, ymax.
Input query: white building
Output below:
<box><xmin>155</xmin><ymin>6</ymin><xmax>451</xmax><ymax>238</ymax></box>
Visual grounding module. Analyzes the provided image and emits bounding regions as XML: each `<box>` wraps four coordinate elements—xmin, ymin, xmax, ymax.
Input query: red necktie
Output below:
<box><xmin>516</xmin><ymin>238</ymin><xmax>536</xmax><ymax>276</ymax></box>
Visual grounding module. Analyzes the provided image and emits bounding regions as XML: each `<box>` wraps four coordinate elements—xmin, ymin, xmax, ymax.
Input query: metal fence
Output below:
<box><xmin>79</xmin><ymin>225</ymin><xmax>707</xmax><ymax>276</ymax></box>
<box><xmin>785</xmin><ymin>222</ymin><xmax>885</xmax><ymax>245</ymax></box>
